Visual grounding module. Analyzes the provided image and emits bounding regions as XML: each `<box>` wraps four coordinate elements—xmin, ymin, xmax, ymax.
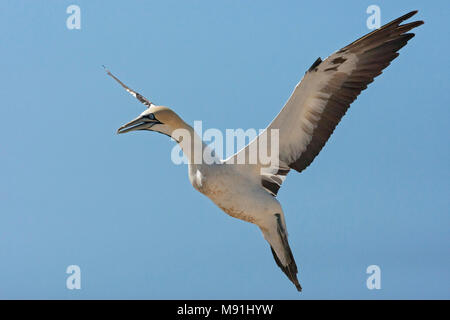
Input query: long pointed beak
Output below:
<box><xmin>117</xmin><ymin>116</ymin><xmax>157</xmax><ymax>134</ymax></box>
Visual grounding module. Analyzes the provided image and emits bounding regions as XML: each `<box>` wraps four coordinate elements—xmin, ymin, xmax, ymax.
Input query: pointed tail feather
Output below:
<box><xmin>270</xmin><ymin>246</ymin><xmax>302</xmax><ymax>291</ymax></box>
<box><xmin>269</xmin><ymin>213</ymin><xmax>302</xmax><ymax>291</ymax></box>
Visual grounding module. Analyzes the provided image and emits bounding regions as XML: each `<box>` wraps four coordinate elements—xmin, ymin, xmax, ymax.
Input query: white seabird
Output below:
<box><xmin>106</xmin><ymin>11</ymin><xmax>423</xmax><ymax>291</ymax></box>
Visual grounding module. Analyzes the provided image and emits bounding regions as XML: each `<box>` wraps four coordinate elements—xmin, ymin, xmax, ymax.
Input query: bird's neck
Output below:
<box><xmin>172</xmin><ymin>121</ymin><xmax>215</xmax><ymax>166</ymax></box>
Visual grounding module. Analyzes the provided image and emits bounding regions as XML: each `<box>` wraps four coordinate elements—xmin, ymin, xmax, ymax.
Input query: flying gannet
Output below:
<box><xmin>106</xmin><ymin>11</ymin><xmax>423</xmax><ymax>291</ymax></box>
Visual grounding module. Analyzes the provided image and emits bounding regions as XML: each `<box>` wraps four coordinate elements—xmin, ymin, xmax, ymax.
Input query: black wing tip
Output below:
<box><xmin>378</xmin><ymin>10</ymin><xmax>423</xmax><ymax>34</ymax></box>
<box><xmin>406</xmin><ymin>20</ymin><xmax>425</xmax><ymax>28</ymax></box>
<box><xmin>405</xmin><ymin>10</ymin><xmax>418</xmax><ymax>17</ymax></box>
<box><xmin>402</xmin><ymin>20</ymin><xmax>425</xmax><ymax>32</ymax></box>
<box><xmin>390</xmin><ymin>10</ymin><xmax>423</xmax><ymax>28</ymax></box>
<box><xmin>395</xmin><ymin>10</ymin><xmax>418</xmax><ymax>23</ymax></box>
<box><xmin>415</xmin><ymin>20</ymin><xmax>425</xmax><ymax>27</ymax></box>
<box><xmin>102</xmin><ymin>65</ymin><xmax>113</xmax><ymax>77</ymax></box>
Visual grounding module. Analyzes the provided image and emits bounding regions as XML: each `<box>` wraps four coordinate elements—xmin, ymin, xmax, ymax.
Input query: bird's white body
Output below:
<box><xmin>188</xmin><ymin>161</ymin><xmax>293</xmax><ymax>280</ymax></box>
<box><xmin>108</xmin><ymin>11</ymin><xmax>423</xmax><ymax>291</ymax></box>
<box><xmin>189</xmin><ymin>163</ymin><xmax>280</xmax><ymax>225</ymax></box>
<box><xmin>189</xmin><ymin>162</ymin><xmax>286</xmax><ymax>246</ymax></box>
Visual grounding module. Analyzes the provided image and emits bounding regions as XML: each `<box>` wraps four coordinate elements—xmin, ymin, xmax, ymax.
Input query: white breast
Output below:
<box><xmin>188</xmin><ymin>163</ymin><xmax>281</xmax><ymax>226</ymax></box>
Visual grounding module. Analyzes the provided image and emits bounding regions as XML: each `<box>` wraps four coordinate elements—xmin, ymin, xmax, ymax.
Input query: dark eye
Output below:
<box><xmin>146</xmin><ymin>113</ymin><xmax>155</xmax><ymax>120</ymax></box>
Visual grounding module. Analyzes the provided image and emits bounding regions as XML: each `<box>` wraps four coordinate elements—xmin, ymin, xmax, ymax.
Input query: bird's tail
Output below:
<box><xmin>266</xmin><ymin>214</ymin><xmax>302</xmax><ymax>292</ymax></box>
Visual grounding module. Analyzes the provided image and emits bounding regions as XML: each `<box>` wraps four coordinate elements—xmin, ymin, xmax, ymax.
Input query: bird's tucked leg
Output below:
<box><xmin>265</xmin><ymin>213</ymin><xmax>302</xmax><ymax>292</ymax></box>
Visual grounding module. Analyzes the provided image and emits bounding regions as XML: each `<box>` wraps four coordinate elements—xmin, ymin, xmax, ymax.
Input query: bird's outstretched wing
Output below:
<box><xmin>225</xmin><ymin>11</ymin><xmax>423</xmax><ymax>196</ymax></box>
<box><xmin>103</xmin><ymin>66</ymin><xmax>154</xmax><ymax>108</ymax></box>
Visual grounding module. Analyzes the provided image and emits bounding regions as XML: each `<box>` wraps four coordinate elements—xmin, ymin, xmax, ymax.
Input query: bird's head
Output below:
<box><xmin>103</xmin><ymin>67</ymin><xmax>187</xmax><ymax>138</ymax></box>
<box><xmin>117</xmin><ymin>105</ymin><xmax>185</xmax><ymax>138</ymax></box>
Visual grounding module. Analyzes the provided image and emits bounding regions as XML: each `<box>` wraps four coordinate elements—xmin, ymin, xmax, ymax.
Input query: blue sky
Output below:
<box><xmin>0</xmin><ymin>1</ymin><xmax>448</xmax><ymax>299</ymax></box>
